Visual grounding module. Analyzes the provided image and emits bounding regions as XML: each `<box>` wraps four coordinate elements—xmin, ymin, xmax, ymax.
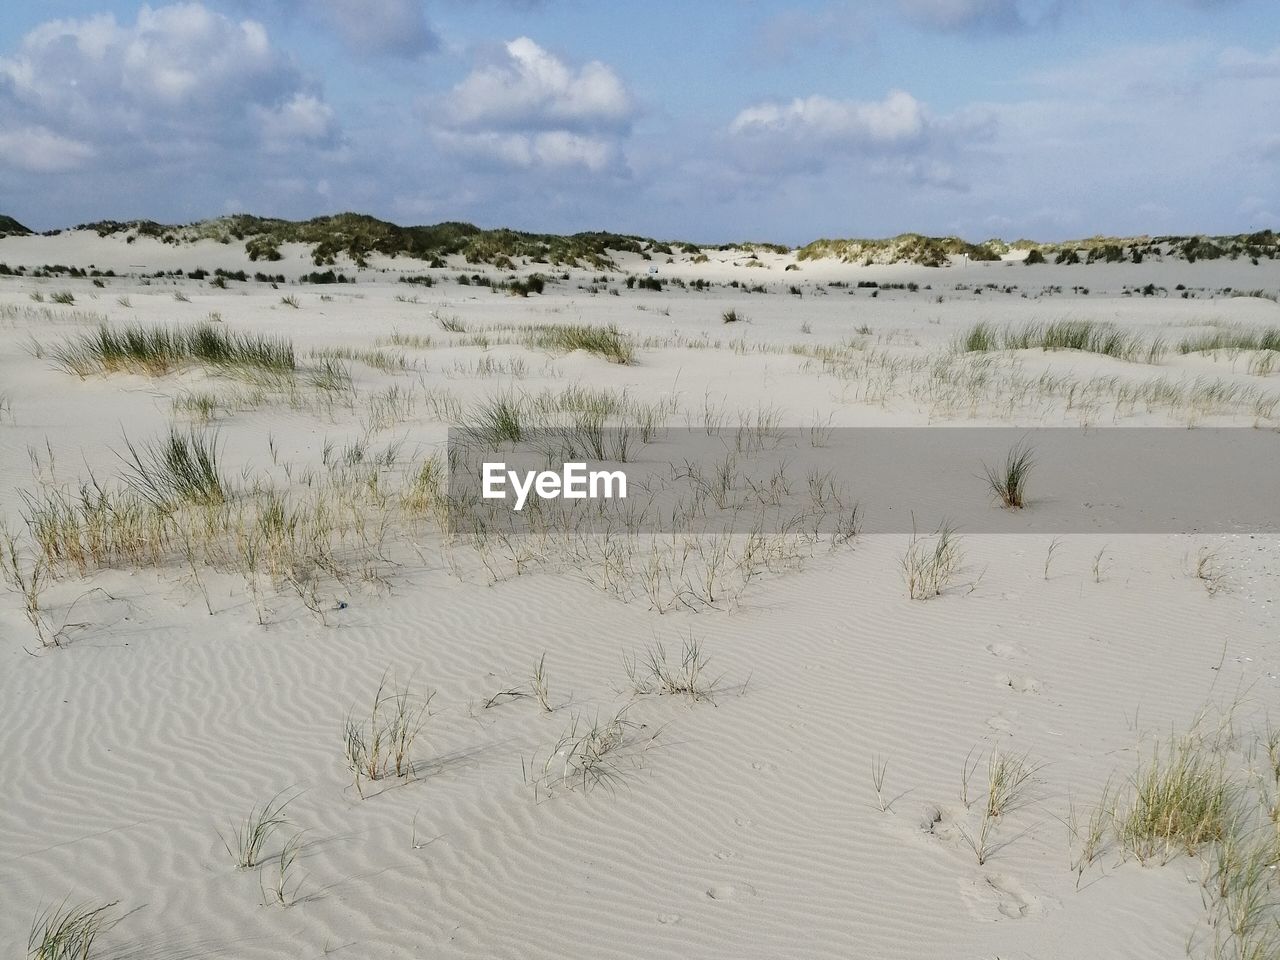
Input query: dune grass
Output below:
<box><xmin>453</xmin><ymin>388</ymin><xmax>672</xmax><ymax>460</ymax></box>
<box><xmin>984</xmin><ymin>748</ymin><xmax>1041</xmax><ymax>818</ymax></box>
<box><xmin>1177</xmin><ymin>327</ymin><xmax>1280</xmax><ymax>354</ymax></box>
<box><xmin>623</xmin><ymin>634</ymin><xmax>718</xmax><ymax>701</ymax></box>
<box><xmin>311</xmin><ymin>345</ymin><xmax>410</xmax><ymax>373</ymax></box>
<box><xmin>982</xmin><ymin>439</ymin><xmax>1035</xmax><ymax>509</ymax></box>
<box><xmin>219</xmin><ymin>790</ymin><xmax>296</xmax><ymax>869</ymax></box>
<box><xmin>483</xmin><ymin>652</ymin><xmax>555</xmax><ymax>712</ymax></box>
<box><xmin>902</xmin><ymin>520</ymin><xmax>963</xmax><ymax>599</ymax></box>
<box><xmin>1</xmin><ymin>533</ymin><xmax>56</xmax><ymax>647</ymax></box>
<box><xmin>524</xmin><ymin>707</ymin><xmax>652</xmax><ymax>798</ymax></box>
<box><xmin>958</xmin><ymin>320</ymin><xmax>1160</xmax><ymax>363</ymax></box>
<box><xmin>462</xmin><ymin>394</ymin><xmax>528</xmax><ymax>444</ymax></box>
<box><xmin>1193</xmin><ymin>547</ymin><xmax>1228</xmax><ymax>596</ymax></box>
<box><xmin>1114</xmin><ymin>734</ymin><xmax>1234</xmax><ymax>864</ymax></box>
<box><xmin>952</xmin><ymin>747</ymin><xmax>1041</xmax><ymax>865</ymax></box>
<box><xmin>119</xmin><ymin>428</ymin><xmax>227</xmax><ymax>507</ymax></box>
<box><xmin>49</xmin><ymin>323</ymin><xmax>296</xmax><ymax>377</ymax></box>
<box><xmin>344</xmin><ymin>673</ymin><xmax>431</xmax><ymax>798</ymax></box>
<box><xmin>531</xmin><ymin>653</ymin><xmax>552</xmax><ymax>712</ymax></box>
<box><xmin>1069</xmin><ymin>719</ymin><xmax>1280</xmax><ymax>957</ymax></box>
<box><xmin>517</xmin><ymin>323</ymin><xmax>635</xmax><ymax>364</ymax></box>
<box><xmin>871</xmin><ymin>756</ymin><xmax>890</xmax><ymax>812</ymax></box>
<box><xmin>28</xmin><ymin>899</ymin><xmax>118</xmax><ymax>960</ymax></box>
<box><xmin>381</xmin><ymin>331</ymin><xmax>435</xmax><ymax>350</ymax></box>
<box><xmin>1202</xmin><ymin>822</ymin><xmax>1280</xmax><ymax>959</ymax></box>
<box><xmin>265</xmin><ymin>830</ymin><xmax>306</xmax><ymax>907</ymax></box>
<box><xmin>17</xmin><ymin>429</ymin><xmax>430</xmax><ymax>619</ymax></box>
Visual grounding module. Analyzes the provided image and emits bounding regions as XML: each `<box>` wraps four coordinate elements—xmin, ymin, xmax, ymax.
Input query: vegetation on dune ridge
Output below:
<box><xmin>71</xmin><ymin>213</ymin><xmax>700</xmax><ymax>271</ymax></box>
<box><xmin>0</xmin><ymin>214</ymin><xmax>32</xmax><ymax>237</ymax></box>
<box><xmin>798</xmin><ymin>230</ymin><xmax>1280</xmax><ymax>267</ymax></box>
<box><xmin>798</xmin><ymin>233</ymin><xmax>1006</xmax><ymax>267</ymax></box>
<box><xmin>1025</xmin><ymin>230</ymin><xmax>1280</xmax><ymax>265</ymax></box>
<box><xmin>23</xmin><ymin>212</ymin><xmax>1278</xmax><ymax>268</ymax></box>
<box><xmin>795</xmin><ymin>230</ymin><xmax>1279</xmax><ymax>267</ymax></box>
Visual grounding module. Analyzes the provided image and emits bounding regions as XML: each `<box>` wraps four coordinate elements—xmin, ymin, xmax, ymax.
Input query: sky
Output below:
<box><xmin>0</xmin><ymin>0</ymin><xmax>1277</xmax><ymax>243</ymax></box>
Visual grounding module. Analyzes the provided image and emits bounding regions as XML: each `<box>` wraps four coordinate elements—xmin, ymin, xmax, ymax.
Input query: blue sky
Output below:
<box><xmin>0</xmin><ymin>0</ymin><xmax>1277</xmax><ymax>242</ymax></box>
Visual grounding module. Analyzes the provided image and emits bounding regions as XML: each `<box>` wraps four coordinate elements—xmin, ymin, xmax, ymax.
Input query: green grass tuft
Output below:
<box><xmin>982</xmin><ymin>439</ymin><xmax>1035</xmax><ymax>509</ymax></box>
<box><xmin>518</xmin><ymin>323</ymin><xmax>635</xmax><ymax>364</ymax></box>
<box><xmin>119</xmin><ymin>427</ymin><xmax>227</xmax><ymax>507</ymax></box>
<box><xmin>28</xmin><ymin>899</ymin><xmax>118</xmax><ymax>960</ymax></box>
<box><xmin>957</xmin><ymin>320</ymin><xmax>1158</xmax><ymax>363</ymax></box>
<box><xmin>49</xmin><ymin>323</ymin><xmax>295</xmax><ymax>377</ymax></box>
<box><xmin>1177</xmin><ymin>327</ymin><xmax>1280</xmax><ymax>355</ymax></box>
<box><xmin>1116</xmin><ymin>735</ymin><xmax>1233</xmax><ymax>863</ymax></box>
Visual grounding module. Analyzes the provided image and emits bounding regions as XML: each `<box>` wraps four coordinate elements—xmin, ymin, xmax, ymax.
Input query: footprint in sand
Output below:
<box><xmin>985</xmin><ymin>641</ymin><xmax>1027</xmax><ymax>661</ymax></box>
<box><xmin>706</xmin><ymin>883</ymin><xmax>757</xmax><ymax>901</ymax></box>
<box><xmin>750</xmin><ymin>761</ymin><xmax>774</xmax><ymax>772</ymax></box>
<box><xmin>958</xmin><ymin>874</ymin><xmax>1038</xmax><ymax>921</ymax></box>
<box><xmin>997</xmin><ymin>673</ymin><xmax>1042</xmax><ymax>694</ymax></box>
<box><xmin>734</xmin><ymin>817</ymin><xmax>755</xmax><ymax>828</ymax></box>
<box><xmin>985</xmin><ymin>709</ymin><xmax>1019</xmax><ymax>733</ymax></box>
<box><xmin>713</xmin><ymin>849</ymin><xmax>739</xmax><ymax>861</ymax></box>
<box><xmin>919</xmin><ymin>805</ymin><xmax>966</xmax><ymax>844</ymax></box>
<box><xmin>978</xmin><ymin>873</ymin><xmax>1054</xmax><ymax>920</ymax></box>
<box><xmin>658</xmin><ymin>913</ymin><xmax>681</xmax><ymax>924</ymax></box>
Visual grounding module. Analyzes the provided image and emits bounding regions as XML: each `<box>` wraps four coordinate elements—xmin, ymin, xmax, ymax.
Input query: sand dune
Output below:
<box><xmin>2</xmin><ymin>232</ymin><xmax>1279</xmax><ymax>959</ymax></box>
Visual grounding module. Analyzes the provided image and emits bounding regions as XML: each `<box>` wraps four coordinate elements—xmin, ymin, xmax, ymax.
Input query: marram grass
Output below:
<box><xmin>50</xmin><ymin>323</ymin><xmax>295</xmax><ymax>377</ymax></box>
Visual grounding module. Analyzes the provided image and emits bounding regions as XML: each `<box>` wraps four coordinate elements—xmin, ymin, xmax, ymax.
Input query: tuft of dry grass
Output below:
<box><xmin>524</xmin><ymin>707</ymin><xmax>659</xmax><ymax>798</ymax></box>
<box><xmin>1193</xmin><ymin>547</ymin><xmax>1228</xmax><ymax>596</ymax></box>
<box><xmin>531</xmin><ymin>653</ymin><xmax>553</xmax><ymax>712</ymax></box>
<box><xmin>623</xmin><ymin>634</ymin><xmax>719</xmax><ymax>701</ymax></box>
<box><xmin>985</xmin><ymin>748</ymin><xmax>1041</xmax><ymax>818</ymax></box>
<box><xmin>344</xmin><ymin>672</ymin><xmax>432</xmax><ymax>797</ymax></box>
<box><xmin>902</xmin><ymin>520</ymin><xmax>963</xmax><ymax>599</ymax></box>
<box><xmin>1</xmin><ymin>531</ymin><xmax>55</xmax><ymax>647</ymax></box>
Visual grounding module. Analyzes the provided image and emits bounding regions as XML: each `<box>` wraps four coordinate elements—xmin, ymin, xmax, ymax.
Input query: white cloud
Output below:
<box><xmin>0</xmin><ymin>3</ymin><xmax>332</xmax><ymax>154</ymax></box>
<box><xmin>433</xmin><ymin>129</ymin><xmax>616</xmax><ymax>172</ymax></box>
<box><xmin>730</xmin><ymin>90</ymin><xmax>930</xmax><ymax>147</ymax></box>
<box><xmin>255</xmin><ymin>93</ymin><xmax>337</xmax><ymax>151</ymax></box>
<box><xmin>532</xmin><ymin>130</ymin><xmax>614</xmax><ymax>169</ymax></box>
<box><xmin>447</xmin><ymin>37</ymin><xmax>633</xmax><ymax>132</ymax></box>
<box><xmin>718</xmin><ymin>88</ymin><xmax>993</xmax><ymax>199</ymax></box>
<box><xmin>0</xmin><ymin>125</ymin><xmax>95</xmax><ymax>173</ymax></box>
<box><xmin>432</xmin><ymin>38</ymin><xmax>634</xmax><ymax>173</ymax></box>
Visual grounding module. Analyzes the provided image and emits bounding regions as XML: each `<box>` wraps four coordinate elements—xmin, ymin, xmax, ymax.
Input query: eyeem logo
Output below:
<box><xmin>482</xmin><ymin>462</ymin><xmax>627</xmax><ymax>511</ymax></box>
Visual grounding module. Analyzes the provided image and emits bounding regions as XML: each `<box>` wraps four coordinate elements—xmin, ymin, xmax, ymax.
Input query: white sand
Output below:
<box><xmin>1</xmin><ymin>232</ymin><xmax>1278</xmax><ymax>958</ymax></box>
